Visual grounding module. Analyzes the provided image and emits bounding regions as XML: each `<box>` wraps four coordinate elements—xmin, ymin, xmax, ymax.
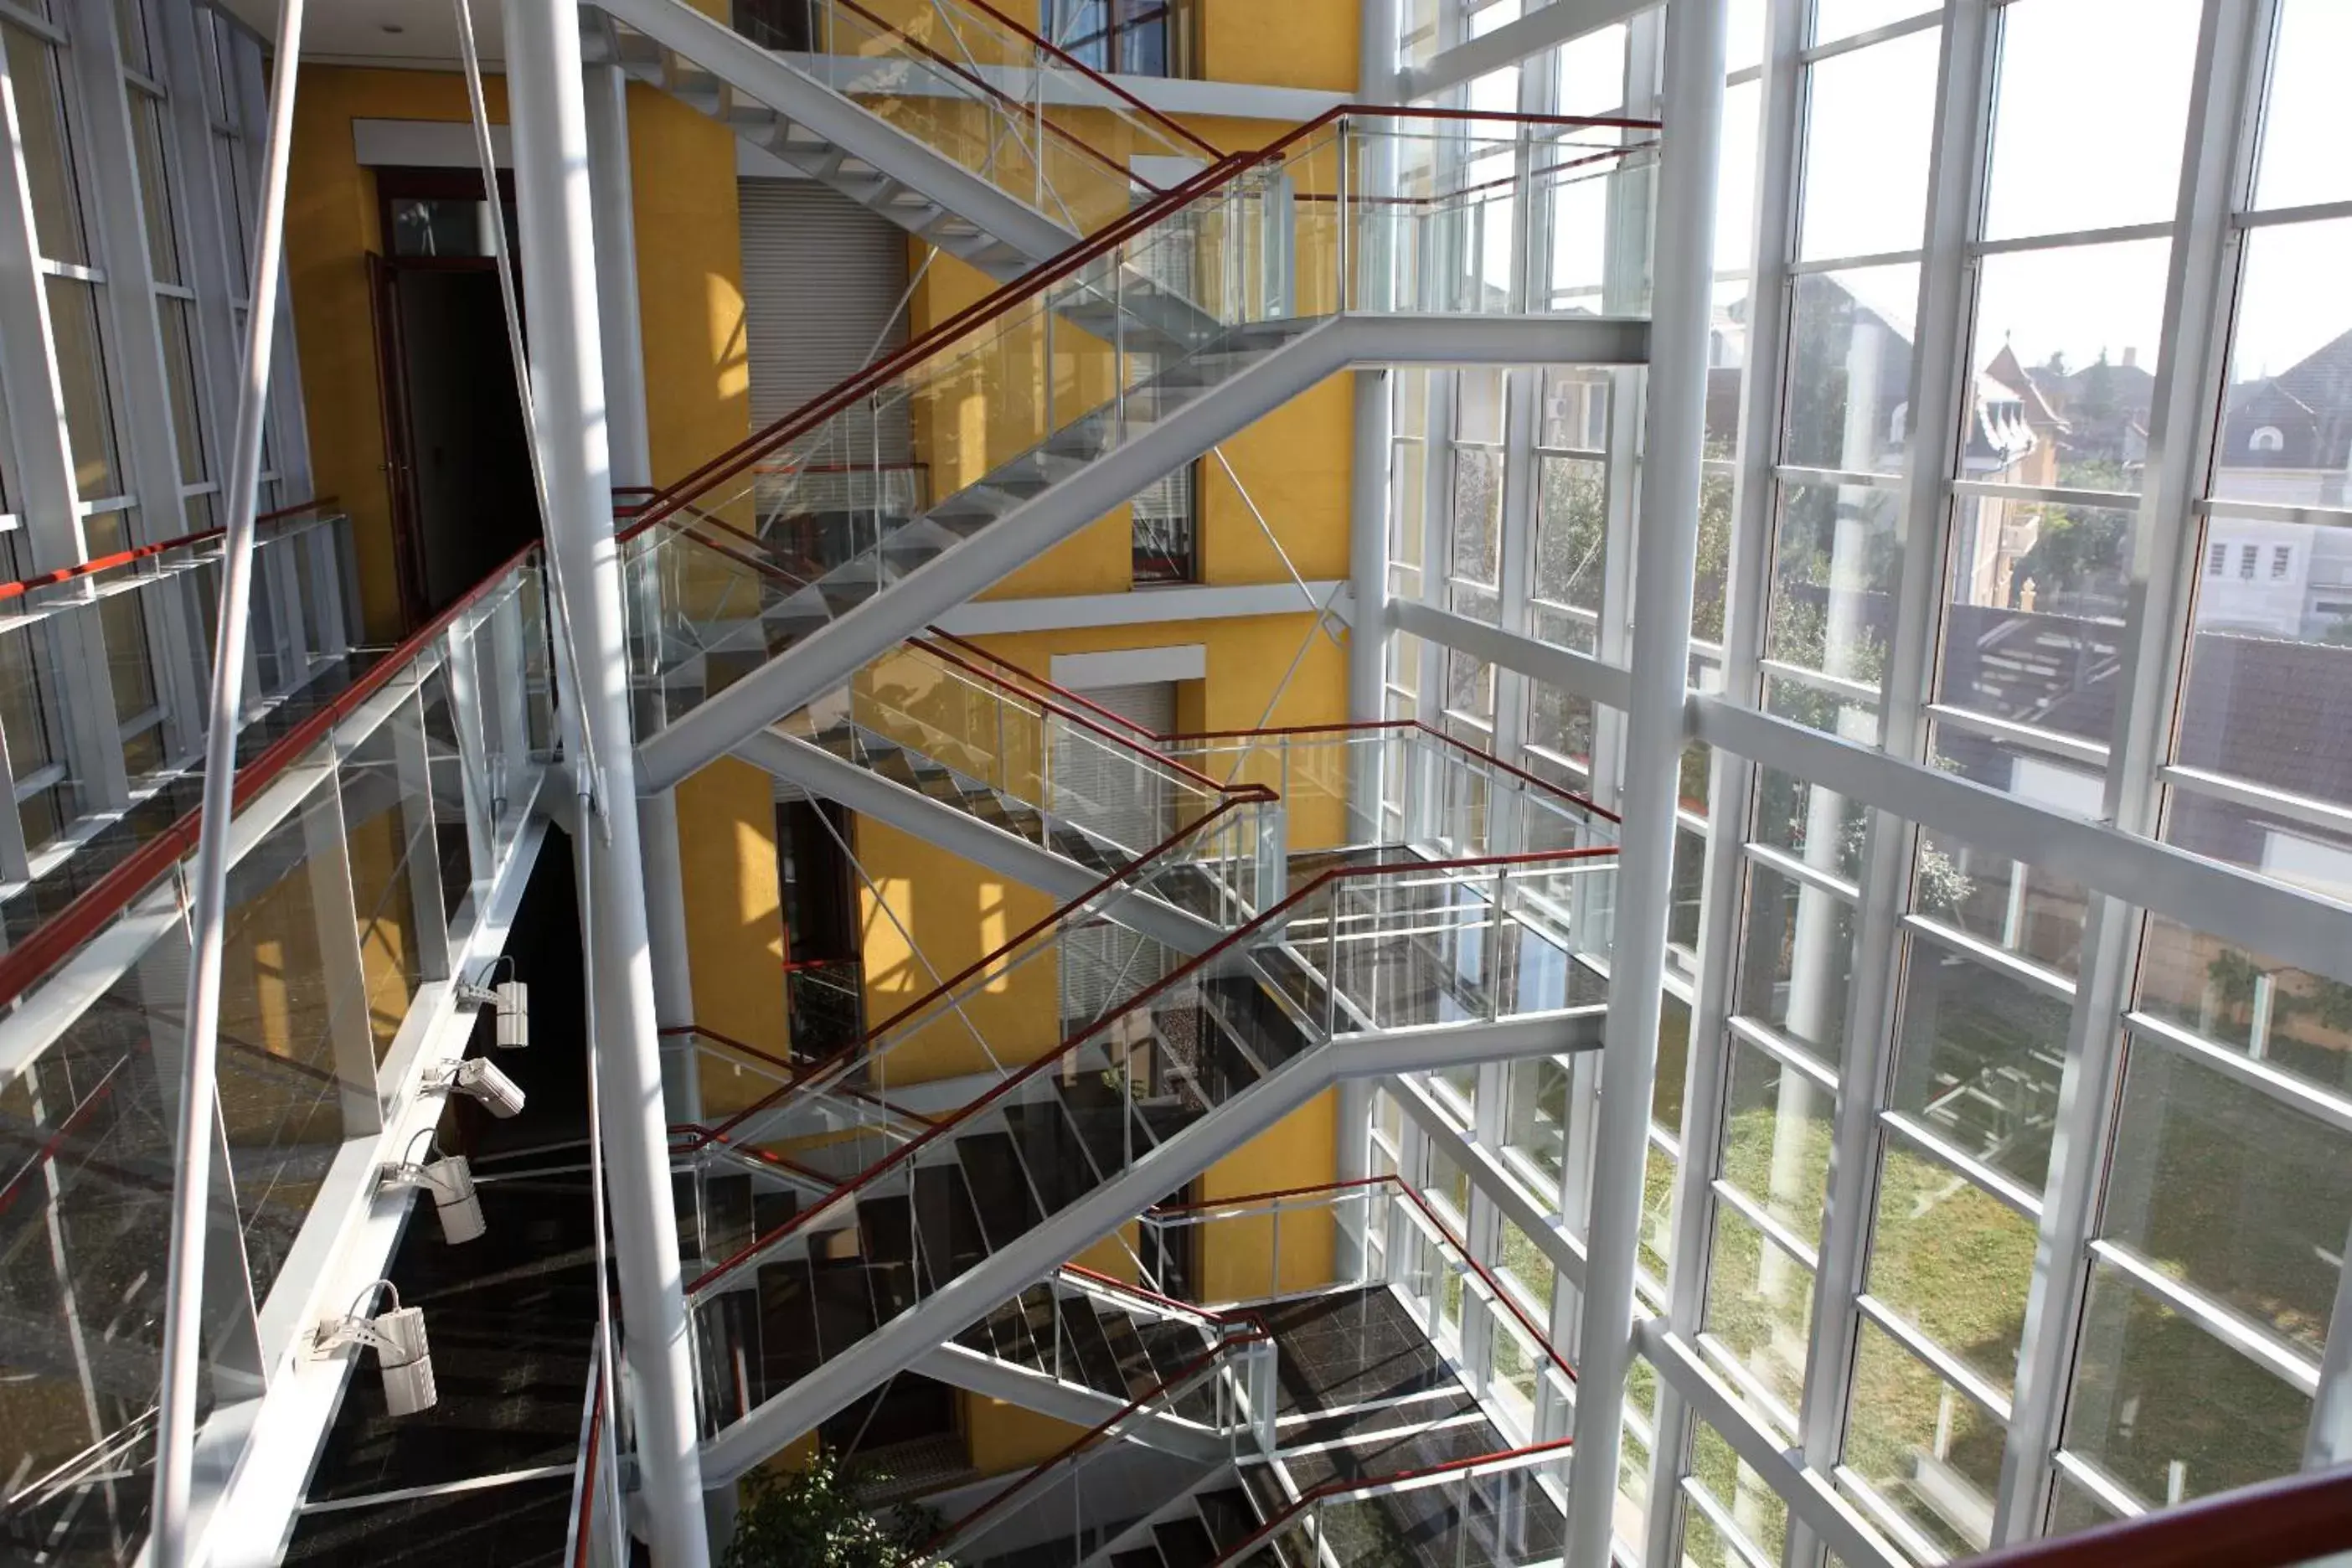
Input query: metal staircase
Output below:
<box><xmin>678</xmin><ymin>840</ymin><xmax>1617</xmax><ymax>1483</ymax></box>
<box><xmin>580</xmin><ymin>0</ymin><xmax>1225</xmax><ymax>278</ymax></box>
<box><xmin>622</xmin><ymin>105</ymin><xmax>1657</xmax><ymax>793</ymax></box>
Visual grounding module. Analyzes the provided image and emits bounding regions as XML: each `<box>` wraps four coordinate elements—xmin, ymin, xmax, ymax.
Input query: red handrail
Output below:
<box><xmin>0</xmin><ymin>542</ymin><xmax>539</xmax><ymax>1016</ymax></box>
<box><xmin>688</xmin><ymin>841</ymin><xmax>1617</xmax><ymax>1292</ymax></box>
<box><xmin>1147</xmin><ymin>1174</ymin><xmax>1576</xmax><ymax>1387</ymax></box>
<box><xmin>682</xmin><ymin>789</ymin><xmax>1272</xmax><ymax>1153</ymax></box>
<box><xmin>620</xmin><ymin>104</ymin><xmax>1655</xmax><ymax>534</ymax></box>
<box><xmin>569</xmin><ymin>1377</ymin><xmax>604</xmax><ymax>1568</ymax></box>
<box><xmin>921</xmin><ymin>630</ymin><xmax>1622</xmax><ymax>825</ymax></box>
<box><xmin>1969</xmin><ymin>1463</ymin><xmax>2352</xmax><ymax>1567</ymax></box>
<box><xmin>1210</xmin><ymin>1436</ymin><xmax>1577</xmax><ymax>1567</ymax></box>
<box><xmin>0</xmin><ymin>496</ymin><xmax>340</xmax><ymax>604</ymax></box>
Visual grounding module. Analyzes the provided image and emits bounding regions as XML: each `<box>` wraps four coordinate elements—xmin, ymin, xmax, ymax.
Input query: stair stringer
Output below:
<box><xmin>731</xmin><ymin>727</ymin><xmax>1226</xmax><ymax>955</ymax></box>
<box><xmin>694</xmin><ymin>1003</ymin><xmax>1608</xmax><ymax>1484</ymax></box>
<box><xmin>637</xmin><ymin>311</ymin><xmax>1652</xmax><ymax>793</ymax></box>
<box><xmin>587</xmin><ymin>0</ymin><xmax>1078</xmax><ymax>266</ymax></box>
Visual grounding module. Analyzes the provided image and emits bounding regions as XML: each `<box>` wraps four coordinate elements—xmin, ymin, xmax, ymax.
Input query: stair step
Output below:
<box><xmin>1194</xmin><ymin>1489</ymin><xmax>1261</xmax><ymax>1552</ymax></box>
<box><xmin>1151</xmin><ymin>1516</ymin><xmax>1219</xmax><ymax>1568</ymax></box>
<box><xmin>1053</xmin><ymin>1297</ymin><xmax>1127</xmax><ymax>1397</ymax></box>
<box><xmin>756</xmin><ymin>1258</ymin><xmax>823</xmax><ymax>1394</ymax></box>
<box><xmin>705</xmin><ymin>1173</ymin><xmax>755</xmax><ymax>1261</ymax></box>
<box><xmin>809</xmin><ymin>1253</ymin><xmax>878</xmax><ymax>1355</ymax></box>
<box><xmin>956</xmin><ymin>1128</ymin><xmax>1044</xmax><ymax>1246</ymax></box>
<box><xmin>1112</xmin><ymin>1550</ymin><xmax>1168</xmax><ymax>1568</ymax></box>
<box><xmin>859</xmin><ymin>1194</ymin><xmax>920</xmax><ymax>1321</ymax></box>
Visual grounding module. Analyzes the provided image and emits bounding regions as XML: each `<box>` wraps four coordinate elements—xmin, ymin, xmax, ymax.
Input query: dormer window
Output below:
<box><xmin>2250</xmin><ymin>426</ymin><xmax>2286</xmax><ymax>453</ymax></box>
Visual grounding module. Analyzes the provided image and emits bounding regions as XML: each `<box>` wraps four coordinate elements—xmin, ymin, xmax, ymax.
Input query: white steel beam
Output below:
<box><xmin>1400</xmin><ymin>0</ymin><xmax>1657</xmax><ymax>104</ymax></box>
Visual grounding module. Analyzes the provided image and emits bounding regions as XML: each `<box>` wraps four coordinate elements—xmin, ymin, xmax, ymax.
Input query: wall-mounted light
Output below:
<box><xmin>433</xmin><ymin>1055</ymin><xmax>527</xmax><ymax>1118</ymax></box>
<box><xmin>456</xmin><ymin>957</ymin><xmax>529</xmax><ymax>1049</ymax></box>
<box><xmin>313</xmin><ymin>1282</ymin><xmax>436</xmax><ymax>1416</ymax></box>
<box><xmin>377</xmin><ymin>1132</ymin><xmax>486</xmax><ymax>1244</ymax></box>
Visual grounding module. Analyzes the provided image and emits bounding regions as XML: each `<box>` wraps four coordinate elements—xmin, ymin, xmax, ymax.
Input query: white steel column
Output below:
<box><xmin>1347</xmin><ymin>0</ymin><xmax>1398</xmax><ymax>843</ymax></box>
<box><xmin>1565</xmin><ymin>2</ymin><xmax>1730</xmax><ymax>1563</ymax></box>
<box><xmin>1643</xmin><ymin>0</ymin><xmax>1805</xmax><ymax>1557</ymax></box>
<box><xmin>585</xmin><ymin>60</ymin><xmax>652</xmax><ymax>492</ymax></box>
<box><xmin>502</xmin><ymin>3</ymin><xmax>709</xmax><ymax>1563</ymax></box>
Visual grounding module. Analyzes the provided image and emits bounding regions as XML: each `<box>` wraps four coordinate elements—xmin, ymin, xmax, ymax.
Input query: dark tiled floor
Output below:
<box><xmin>281</xmin><ymin>1478</ymin><xmax>575</xmax><ymax>1567</ymax></box>
<box><xmin>1256</xmin><ymin>1287</ymin><xmax>1456</xmax><ymax>1416</ymax></box>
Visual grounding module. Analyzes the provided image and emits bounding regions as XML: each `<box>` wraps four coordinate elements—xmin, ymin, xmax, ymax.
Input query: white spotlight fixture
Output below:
<box><xmin>457</xmin><ymin>958</ymin><xmax>529</xmax><ymax>1049</ymax></box>
<box><xmin>378</xmin><ymin>1132</ymin><xmax>486</xmax><ymax>1244</ymax></box>
<box><xmin>434</xmin><ymin>1055</ymin><xmax>527</xmax><ymax>1119</ymax></box>
<box><xmin>314</xmin><ymin>1282</ymin><xmax>437</xmax><ymax>1416</ymax></box>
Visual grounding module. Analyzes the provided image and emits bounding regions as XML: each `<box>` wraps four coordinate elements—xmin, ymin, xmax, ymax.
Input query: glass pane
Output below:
<box><xmin>1841</xmin><ymin>1319</ymin><xmax>2004</xmax><ymax>1559</ymax></box>
<box><xmin>1425</xmin><ymin>1142</ymin><xmax>1471</xmax><ymax>1225</ymax></box>
<box><xmin>1930</xmin><ymin>720</ymin><xmax>2107</xmax><ymax>816</ymax></box>
<box><xmin>1813</xmin><ymin>0</ymin><xmax>1936</xmax><ymax>44</ymax></box>
<box><xmin>1656</xmin><ymin>991</ymin><xmax>1691</xmax><ymax>1135</ymax></box>
<box><xmin>1451</xmin><ymin>450</ymin><xmax>1504</xmax><ymax>585</ymax></box>
<box><xmin>1446</xmin><ymin>645</ymin><xmax>1495</xmax><ymax>723</ymax></box>
<box><xmin>2133</xmin><ymin>917</ymin><xmax>2352</xmax><ymax>1098</ymax></box>
<box><xmin>1973</xmin><ymin>242</ymin><xmax>2172</xmax><ymax>494</ymax></box>
<box><xmin>1798</xmin><ymin>29</ymin><xmax>1937</xmax><ymax>262</ymax></box>
<box><xmin>1890</xmin><ymin>939</ymin><xmax>2070</xmax><ymax>1192</ymax></box>
<box><xmin>1866</xmin><ymin>1142</ymin><xmax>2035</xmax><ymax>1395</ymax></box>
<box><xmin>1715</xmin><ymin>80</ymin><xmax>1761</xmax><ymax>277</ymax></box>
<box><xmin>2100</xmin><ymin>1043</ymin><xmax>2352</xmax><ymax>1358</ymax></box>
<box><xmin>1911</xmin><ymin>829</ymin><xmax>2089</xmax><ymax>977</ymax></box>
<box><xmin>2211</xmin><ymin>219</ymin><xmax>2351</xmax><ymax>508</ymax></box>
<box><xmin>45</xmin><ymin>276</ymin><xmax>121</xmax><ymax>499</ymax></box>
<box><xmin>1937</xmin><ymin>493</ymin><xmax>2132</xmax><ymax>745</ymax></box>
<box><xmin>1642</xmin><ymin>1140</ymin><xmax>1677</xmax><ymax>1283</ymax></box>
<box><xmin>97</xmin><ymin>585</ymin><xmax>159</xmax><ymax>742</ymax></box>
<box><xmin>0</xmin><ymin>624</ymin><xmax>75</xmax><ymax>848</ymax></box>
<box><xmin>1720</xmin><ymin>1036</ymin><xmax>1832</xmax><ymax>1247</ymax></box>
<box><xmin>130</xmin><ymin>90</ymin><xmax>181</xmax><ymax>285</ymax></box>
<box><xmin>1524</xmin><ymin>676</ymin><xmax>1594</xmax><ymax>774</ymax></box>
<box><xmin>1532</xmin><ymin>456</ymin><xmax>1606</xmax><ymax>616</ymax></box>
<box><xmin>160</xmin><ymin>297</ymin><xmax>207</xmax><ymax>482</ymax></box>
<box><xmin>1751</xmin><ymin>764</ymin><xmax>1864</xmax><ymax>885</ymax></box>
<box><xmin>341</xmin><ymin>712</ymin><xmax>429</xmax><ymax>1063</ymax></box>
<box><xmin>2061</xmin><ymin>1261</ymin><xmax>2309</xmax><ymax>1508</ymax></box>
<box><xmin>1767</xmin><ymin>480</ymin><xmax>1901</xmax><ymax>697</ymax></box>
<box><xmin>1501</xmin><ymin>1055</ymin><xmax>1568</xmax><ymax>1192</ymax></box>
<box><xmin>217</xmin><ymin>806</ymin><xmax>364</xmax><ymax>1300</ymax></box>
<box><xmin>1784</xmin><ymin>266</ymin><xmax>1921</xmax><ymax>473</ymax></box>
<box><xmin>2250</xmin><ymin>0</ymin><xmax>2352</xmax><ymax>212</ymax></box>
<box><xmin>1983</xmin><ymin>0</ymin><xmax>2200</xmax><ymax>240</ymax></box>
<box><xmin>1734</xmin><ymin>859</ymin><xmax>1857</xmax><ymax>1065</ymax></box>
<box><xmin>1690</xmin><ymin>1421</ymin><xmax>1789</xmax><ymax>1564</ymax></box>
<box><xmin>3</xmin><ymin>22</ymin><xmax>85</xmax><ymax>264</ymax></box>
<box><xmin>1498</xmin><ymin>1214</ymin><xmax>1556</xmax><ymax>1311</ymax></box>
<box><xmin>1702</xmin><ymin>1201</ymin><xmax>1813</xmax><ymax>1430</ymax></box>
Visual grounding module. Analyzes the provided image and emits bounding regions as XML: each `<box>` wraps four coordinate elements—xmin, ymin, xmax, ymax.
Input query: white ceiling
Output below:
<box><xmin>216</xmin><ymin>0</ymin><xmax>509</xmax><ymax>67</ymax></box>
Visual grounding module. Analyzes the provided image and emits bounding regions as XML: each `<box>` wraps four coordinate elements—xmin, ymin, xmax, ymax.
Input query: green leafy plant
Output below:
<box><xmin>722</xmin><ymin>1447</ymin><xmax>940</xmax><ymax>1568</ymax></box>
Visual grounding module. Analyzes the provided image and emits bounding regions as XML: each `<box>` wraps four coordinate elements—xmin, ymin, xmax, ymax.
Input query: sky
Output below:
<box><xmin>1694</xmin><ymin>0</ymin><xmax>2352</xmax><ymax>383</ymax></box>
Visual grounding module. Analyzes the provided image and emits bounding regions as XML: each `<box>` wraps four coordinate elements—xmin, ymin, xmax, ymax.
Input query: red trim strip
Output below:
<box><xmin>688</xmin><ymin>843</ymin><xmax>1617</xmax><ymax>1292</ymax></box>
<box><xmin>0</xmin><ymin>497</ymin><xmax>340</xmax><ymax>604</ymax></box>
<box><xmin>1963</xmin><ymin>1464</ymin><xmax>2352</xmax><ymax>1568</ymax></box>
<box><xmin>0</xmin><ymin>543</ymin><xmax>539</xmax><ymax>1015</ymax></box>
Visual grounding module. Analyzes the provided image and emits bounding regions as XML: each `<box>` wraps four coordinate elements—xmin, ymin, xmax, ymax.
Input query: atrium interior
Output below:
<box><xmin>0</xmin><ymin>0</ymin><xmax>2346</xmax><ymax>1565</ymax></box>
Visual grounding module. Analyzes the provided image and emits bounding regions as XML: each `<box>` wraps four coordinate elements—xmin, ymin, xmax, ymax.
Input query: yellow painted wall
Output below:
<box><xmin>1196</xmin><ymin>0</ymin><xmax>1360</xmax><ymax>92</ymax></box>
<box><xmin>1198</xmin><ymin>1090</ymin><xmax>1342</xmax><ymax>1301</ymax></box>
<box><xmin>677</xmin><ymin>758</ymin><xmax>792</xmax><ymax>1117</ymax></box>
<box><xmin>283</xmin><ymin>67</ymin><xmax>508</xmax><ymax>640</ymax></box>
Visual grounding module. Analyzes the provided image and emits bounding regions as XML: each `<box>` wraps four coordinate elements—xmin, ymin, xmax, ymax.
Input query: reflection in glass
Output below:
<box><xmin>1720</xmin><ymin>1036</ymin><xmax>1830</xmax><ymax>1248</ymax></box>
<box><xmin>1936</xmin><ymin>496</ymin><xmax>2133</xmax><ymax>749</ymax></box>
<box><xmin>1910</xmin><ymin>828</ymin><xmax>2088</xmax><ymax>977</ymax></box>
<box><xmin>1890</xmin><ymin>940</ymin><xmax>2068</xmax><ymax>1191</ymax></box>
<box><xmin>1841</xmin><ymin>1320</ymin><xmax>2004</xmax><ymax>1558</ymax></box>
<box><xmin>1702</xmin><ymin>1201</ymin><xmax>1813</xmax><ymax>1430</ymax></box>
<box><xmin>2133</xmin><ymin>917</ymin><xmax>2352</xmax><ymax>1097</ymax></box>
<box><xmin>1765</xmin><ymin>482</ymin><xmax>1900</xmax><ymax>694</ymax></box>
<box><xmin>2100</xmin><ymin>1042</ymin><xmax>2352</xmax><ymax>1357</ymax></box>
<box><xmin>1865</xmin><ymin>1142</ymin><xmax>2035</xmax><ymax>1396</ymax></box>
<box><xmin>2060</xmin><ymin>1261</ymin><xmax>2309</xmax><ymax>1509</ymax></box>
<box><xmin>1734</xmin><ymin>860</ymin><xmax>1856</xmax><ymax>1065</ymax></box>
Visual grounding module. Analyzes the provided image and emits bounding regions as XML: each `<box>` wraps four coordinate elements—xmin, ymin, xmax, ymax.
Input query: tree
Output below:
<box><xmin>722</xmin><ymin>1448</ymin><xmax>940</xmax><ymax>1568</ymax></box>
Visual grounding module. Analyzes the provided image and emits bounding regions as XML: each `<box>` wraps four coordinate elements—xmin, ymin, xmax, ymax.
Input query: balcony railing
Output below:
<box><xmin>0</xmin><ymin>544</ymin><xmax>552</xmax><ymax>1564</ymax></box>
